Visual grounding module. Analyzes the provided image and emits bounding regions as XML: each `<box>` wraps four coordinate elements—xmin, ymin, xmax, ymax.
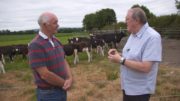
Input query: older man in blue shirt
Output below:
<box><xmin>108</xmin><ymin>7</ymin><xmax>162</xmax><ymax>101</ymax></box>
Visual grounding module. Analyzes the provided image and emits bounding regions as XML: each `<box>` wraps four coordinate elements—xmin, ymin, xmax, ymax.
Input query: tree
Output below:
<box><xmin>175</xmin><ymin>0</ymin><xmax>180</xmax><ymax>14</ymax></box>
<box><xmin>82</xmin><ymin>8</ymin><xmax>117</xmax><ymax>31</ymax></box>
<box><xmin>96</xmin><ymin>8</ymin><xmax>117</xmax><ymax>29</ymax></box>
<box><xmin>83</xmin><ymin>13</ymin><xmax>97</xmax><ymax>31</ymax></box>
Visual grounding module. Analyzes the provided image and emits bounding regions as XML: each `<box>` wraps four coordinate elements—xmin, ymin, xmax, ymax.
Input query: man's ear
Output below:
<box><xmin>44</xmin><ymin>22</ymin><xmax>50</xmax><ymax>27</ymax></box>
<box><xmin>135</xmin><ymin>18</ymin><xmax>141</xmax><ymax>24</ymax></box>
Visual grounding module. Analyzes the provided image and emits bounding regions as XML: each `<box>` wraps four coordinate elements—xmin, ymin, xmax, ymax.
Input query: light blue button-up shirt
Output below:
<box><xmin>121</xmin><ymin>23</ymin><xmax>162</xmax><ymax>95</ymax></box>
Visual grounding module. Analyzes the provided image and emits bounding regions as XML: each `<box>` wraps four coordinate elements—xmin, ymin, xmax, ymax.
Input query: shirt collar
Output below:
<box><xmin>39</xmin><ymin>31</ymin><xmax>48</xmax><ymax>39</ymax></box>
<box><xmin>133</xmin><ymin>23</ymin><xmax>149</xmax><ymax>38</ymax></box>
<box><xmin>39</xmin><ymin>31</ymin><xmax>55</xmax><ymax>40</ymax></box>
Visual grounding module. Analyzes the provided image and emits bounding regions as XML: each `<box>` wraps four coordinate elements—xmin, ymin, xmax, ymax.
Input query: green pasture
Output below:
<box><xmin>0</xmin><ymin>32</ymin><xmax>86</xmax><ymax>68</ymax></box>
<box><xmin>0</xmin><ymin>32</ymin><xmax>88</xmax><ymax>46</ymax></box>
<box><xmin>0</xmin><ymin>32</ymin><xmax>90</xmax><ymax>71</ymax></box>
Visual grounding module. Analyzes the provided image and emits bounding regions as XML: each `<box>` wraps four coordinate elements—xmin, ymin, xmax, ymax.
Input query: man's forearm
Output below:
<box><xmin>42</xmin><ymin>71</ymin><xmax>65</xmax><ymax>87</ymax></box>
<box><xmin>124</xmin><ymin>59</ymin><xmax>153</xmax><ymax>73</ymax></box>
<box><xmin>65</xmin><ymin>60</ymin><xmax>72</xmax><ymax>80</ymax></box>
<box><xmin>36</xmin><ymin>67</ymin><xmax>65</xmax><ymax>87</ymax></box>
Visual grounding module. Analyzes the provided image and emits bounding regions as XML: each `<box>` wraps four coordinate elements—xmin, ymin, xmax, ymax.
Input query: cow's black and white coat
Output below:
<box><xmin>90</xmin><ymin>31</ymin><xmax>126</xmax><ymax>49</ymax></box>
<box><xmin>0</xmin><ymin>54</ymin><xmax>5</xmax><ymax>74</ymax></box>
<box><xmin>63</xmin><ymin>37</ymin><xmax>92</xmax><ymax>64</ymax></box>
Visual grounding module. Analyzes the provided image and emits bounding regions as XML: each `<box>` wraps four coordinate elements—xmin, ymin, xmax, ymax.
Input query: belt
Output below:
<box><xmin>37</xmin><ymin>86</ymin><xmax>61</xmax><ymax>90</ymax></box>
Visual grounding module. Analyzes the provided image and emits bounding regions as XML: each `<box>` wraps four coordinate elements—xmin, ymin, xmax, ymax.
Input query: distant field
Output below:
<box><xmin>0</xmin><ymin>32</ymin><xmax>88</xmax><ymax>46</ymax></box>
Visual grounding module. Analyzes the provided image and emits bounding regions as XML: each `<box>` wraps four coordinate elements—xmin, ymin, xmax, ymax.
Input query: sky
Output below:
<box><xmin>0</xmin><ymin>0</ymin><xmax>178</xmax><ymax>31</ymax></box>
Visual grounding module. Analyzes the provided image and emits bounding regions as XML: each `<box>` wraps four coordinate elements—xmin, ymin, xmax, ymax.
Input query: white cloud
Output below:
<box><xmin>0</xmin><ymin>0</ymin><xmax>178</xmax><ymax>31</ymax></box>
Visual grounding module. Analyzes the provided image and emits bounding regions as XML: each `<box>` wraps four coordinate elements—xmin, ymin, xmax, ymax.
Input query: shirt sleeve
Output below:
<box><xmin>142</xmin><ymin>36</ymin><xmax>162</xmax><ymax>62</ymax></box>
<box><xmin>28</xmin><ymin>42</ymin><xmax>46</xmax><ymax>69</ymax></box>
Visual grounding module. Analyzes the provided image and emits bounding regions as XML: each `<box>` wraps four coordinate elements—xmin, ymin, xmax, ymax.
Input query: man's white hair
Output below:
<box><xmin>38</xmin><ymin>13</ymin><xmax>50</xmax><ymax>26</ymax></box>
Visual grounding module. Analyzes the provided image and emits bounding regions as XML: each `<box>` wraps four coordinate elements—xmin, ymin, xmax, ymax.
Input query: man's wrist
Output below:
<box><xmin>120</xmin><ymin>57</ymin><xmax>126</xmax><ymax>65</ymax></box>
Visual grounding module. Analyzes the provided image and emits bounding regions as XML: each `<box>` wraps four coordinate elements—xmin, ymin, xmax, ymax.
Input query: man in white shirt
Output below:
<box><xmin>108</xmin><ymin>7</ymin><xmax>162</xmax><ymax>101</ymax></box>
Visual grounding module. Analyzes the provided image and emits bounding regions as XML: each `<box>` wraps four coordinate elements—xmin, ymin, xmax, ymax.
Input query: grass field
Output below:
<box><xmin>0</xmin><ymin>32</ymin><xmax>88</xmax><ymax>46</ymax></box>
<box><xmin>0</xmin><ymin>33</ymin><xmax>180</xmax><ymax>101</ymax></box>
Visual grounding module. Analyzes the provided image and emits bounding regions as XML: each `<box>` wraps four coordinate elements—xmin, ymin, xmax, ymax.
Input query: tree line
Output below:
<box><xmin>82</xmin><ymin>3</ymin><xmax>180</xmax><ymax>38</ymax></box>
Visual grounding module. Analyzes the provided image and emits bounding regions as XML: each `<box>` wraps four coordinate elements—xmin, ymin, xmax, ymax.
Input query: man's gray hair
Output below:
<box><xmin>131</xmin><ymin>7</ymin><xmax>147</xmax><ymax>24</ymax></box>
<box><xmin>38</xmin><ymin>14</ymin><xmax>50</xmax><ymax>26</ymax></box>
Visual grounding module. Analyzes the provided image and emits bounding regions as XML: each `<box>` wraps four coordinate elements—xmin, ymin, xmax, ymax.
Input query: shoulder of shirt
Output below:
<box><xmin>29</xmin><ymin>35</ymin><xmax>43</xmax><ymax>47</ymax></box>
<box><xmin>53</xmin><ymin>37</ymin><xmax>63</xmax><ymax>45</ymax></box>
<box><xmin>145</xmin><ymin>27</ymin><xmax>161</xmax><ymax>39</ymax></box>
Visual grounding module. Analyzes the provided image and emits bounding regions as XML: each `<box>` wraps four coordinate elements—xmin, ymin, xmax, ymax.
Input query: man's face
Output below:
<box><xmin>46</xmin><ymin>16</ymin><xmax>59</xmax><ymax>34</ymax></box>
<box><xmin>125</xmin><ymin>11</ymin><xmax>137</xmax><ymax>33</ymax></box>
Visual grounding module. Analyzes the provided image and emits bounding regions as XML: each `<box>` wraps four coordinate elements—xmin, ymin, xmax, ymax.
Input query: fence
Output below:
<box><xmin>155</xmin><ymin>28</ymin><xmax>180</xmax><ymax>39</ymax></box>
<box><xmin>91</xmin><ymin>28</ymin><xmax>180</xmax><ymax>39</ymax></box>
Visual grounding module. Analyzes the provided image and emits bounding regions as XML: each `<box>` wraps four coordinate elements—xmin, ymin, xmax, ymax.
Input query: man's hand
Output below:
<box><xmin>108</xmin><ymin>49</ymin><xmax>117</xmax><ymax>55</ymax></box>
<box><xmin>108</xmin><ymin>49</ymin><xmax>121</xmax><ymax>63</ymax></box>
<box><xmin>62</xmin><ymin>78</ymin><xmax>73</xmax><ymax>90</ymax></box>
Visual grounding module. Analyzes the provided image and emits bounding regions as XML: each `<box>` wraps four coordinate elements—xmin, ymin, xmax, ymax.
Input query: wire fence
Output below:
<box><xmin>155</xmin><ymin>28</ymin><xmax>180</xmax><ymax>39</ymax></box>
<box><xmin>92</xmin><ymin>28</ymin><xmax>180</xmax><ymax>39</ymax></box>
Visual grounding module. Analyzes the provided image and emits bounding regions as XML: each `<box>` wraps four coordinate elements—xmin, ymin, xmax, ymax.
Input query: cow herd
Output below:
<box><xmin>0</xmin><ymin>31</ymin><xmax>126</xmax><ymax>74</ymax></box>
<box><xmin>0</xmin><ymin>44</ymin><xmax>28</xmax><ymax>74</ymax></box>
<box><xmin>63</xmin><ymin>31</ymin><xmax>126</xmax><ymax>64</ymax></box>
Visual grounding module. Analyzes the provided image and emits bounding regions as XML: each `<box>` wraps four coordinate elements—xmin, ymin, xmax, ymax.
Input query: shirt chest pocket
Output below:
<box><xmin>126</xmin><ymin>48</ymin><xmax>142</xmax><ymax>60</ymax></box>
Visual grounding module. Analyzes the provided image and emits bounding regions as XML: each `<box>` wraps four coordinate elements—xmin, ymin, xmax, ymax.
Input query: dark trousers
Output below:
<box><xmin>123</xmin><ymin>90</ymin><xmax>150</xmax><ymax>101</ymax></box>
<box><xmin>37</xmin><ymin>88</ymin><xmax>67</xmax><ymax>101</ymax></box>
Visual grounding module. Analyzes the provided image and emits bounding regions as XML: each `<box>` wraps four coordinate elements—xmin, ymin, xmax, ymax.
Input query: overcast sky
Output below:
<box><xmin>0</xmin><ymin>0</ymin><xmax>178</xmax><ymax>31</ymax></box>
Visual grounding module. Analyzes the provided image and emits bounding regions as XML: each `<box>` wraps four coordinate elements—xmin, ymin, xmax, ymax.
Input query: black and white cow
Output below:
<box><xmin>0</xmin><ymin>54</ymin><xmax>5</xmax><ymax>74</ymax></box>
<box><xmin>0</xmin><ymin>44</ymin><xmax>28</xmax><ymax>63</ymax></box>
<box><xmin>63</xmin><ymin>43</ymin><xmax>79</xmax><ymax>64</ymax></box>
<box><xmin>65</xmin><ymin>37</ymin><xmax>92</xmax><ymax>64</ymax></box>
<box><xmin>90</xmin><ymin>34</ymin><xmax>105</xmax><ymax>56</ymax></box>
<box><xmin>0</xmin><ymin>45</ymin><xmax>15</xmax><ymax>62</ymax></box>
<box><xmin>13</xmin><ymin>44</ymin><xmax>28</xmax><ymax>59</ymax></box>
<box><xmin>91</xmin><ymin>31</ymin><xmax>126</xmax><ymax>49</ymax></box>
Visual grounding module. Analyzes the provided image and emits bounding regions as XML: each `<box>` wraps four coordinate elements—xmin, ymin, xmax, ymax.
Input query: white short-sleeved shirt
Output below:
<box><xmin>121</xmin><ymin>23</ymin><xmax>162</xmax><ymax>95</ymax></box>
